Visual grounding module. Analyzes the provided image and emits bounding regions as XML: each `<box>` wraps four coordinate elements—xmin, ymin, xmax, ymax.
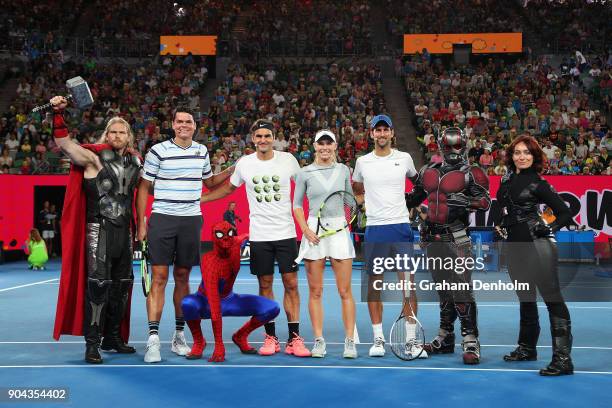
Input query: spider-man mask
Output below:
<box><xmin>212</xmin><ymin>221</ymin><xmax>237</xmax><ymax>252</ymax></box>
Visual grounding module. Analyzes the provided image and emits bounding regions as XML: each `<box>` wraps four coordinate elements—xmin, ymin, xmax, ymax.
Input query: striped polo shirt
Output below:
<box><xmin>142</xmin><ymin>139</ymin><xmax>212</xmax><ymax>216</ymax></box>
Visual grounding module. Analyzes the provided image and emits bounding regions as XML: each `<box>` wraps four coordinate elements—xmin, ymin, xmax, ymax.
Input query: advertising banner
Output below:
<box><xmin>403</xmin><ymin>33</ymin><xmax>522</xmax><ymax>54</ymax></box>
<box><xmin>0</xmin><ymin>176</ymin><xmax>609</xmax><ymax>249</ymax></box>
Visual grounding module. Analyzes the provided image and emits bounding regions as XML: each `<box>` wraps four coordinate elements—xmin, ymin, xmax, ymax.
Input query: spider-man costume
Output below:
<box><xmin>181</xmin><ymin>221</ymin><xmax>280</xmax><ymax>362</ymax></box>
<box><xmin>405</xmin><ymin>127</ymin><xmax>490</xmax><ymax>364</ymax></box>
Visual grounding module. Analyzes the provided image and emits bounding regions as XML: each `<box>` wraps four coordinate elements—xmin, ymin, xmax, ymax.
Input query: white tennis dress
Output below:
<box><xmin>293</xmin><ymin>163</ymin><xmax>356</xmax><ymax>261</ymax></box>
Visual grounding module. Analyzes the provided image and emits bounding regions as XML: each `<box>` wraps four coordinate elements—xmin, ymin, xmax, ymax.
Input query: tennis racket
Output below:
<box><xmin>293</xmin><ymin>190</ymin><xmax>358</xmax><ymax>266</ymax></box>
<box><xmin>389</xmin><ymin>270</ymin><xmax>425</xmax><ymax>361</ymax></box>
<box><xmin>140</xmin><ymin>239</ymin><xmax>151</xmax><ymax>297</ymax></box>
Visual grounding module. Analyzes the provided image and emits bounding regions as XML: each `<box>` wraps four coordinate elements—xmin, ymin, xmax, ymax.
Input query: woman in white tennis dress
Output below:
<box><xmin>293</xmin><ymin>129</ymin><xmax>357</xmax><ymax>359</ymax></box>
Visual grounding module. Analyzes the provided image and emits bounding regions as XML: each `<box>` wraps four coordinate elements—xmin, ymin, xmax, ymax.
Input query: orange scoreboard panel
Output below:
<box><xmin>403</xmin><ymin>33</ymin><xmax>522</xmax><ymax>54</ymax></box>
<box><xmin>160</xmin><ymin>36</ymin><xmax>217</xmax><ymax>55</ymax></box>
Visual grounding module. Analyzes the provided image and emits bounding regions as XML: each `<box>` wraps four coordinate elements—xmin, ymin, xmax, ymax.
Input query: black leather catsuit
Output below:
<box><xmin>495</xmin><ymin>167</ymin><xmax>573</xmax><ymax>374</ymax></box>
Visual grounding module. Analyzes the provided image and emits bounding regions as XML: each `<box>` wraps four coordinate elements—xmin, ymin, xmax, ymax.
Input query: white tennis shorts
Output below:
<box><xmin>300</xmin><ymin>216</ymin><xmax>355</xmax><ymax>261</ymax></box>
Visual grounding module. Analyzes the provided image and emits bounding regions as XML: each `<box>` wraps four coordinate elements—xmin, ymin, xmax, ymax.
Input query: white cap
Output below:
<box><xmin>314</xmin><ymin>129</ymin><xmax>336</xmax><ymax>143</ymax></box>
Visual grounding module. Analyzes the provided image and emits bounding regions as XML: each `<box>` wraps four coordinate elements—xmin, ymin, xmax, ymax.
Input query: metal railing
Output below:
<box><xmin>230</xmin><ymin>38</ymin><xmax>375</xmax><ymax>58</ymax></box>
<box><xmin>18</xmin><ymin>32</ymin><xmax>606</xmax><ymax>60</ymax></box>
<box><xmin>0</xmin><ymin>35</ymin><xmax>159</xmax><ymax>59</ymax></box>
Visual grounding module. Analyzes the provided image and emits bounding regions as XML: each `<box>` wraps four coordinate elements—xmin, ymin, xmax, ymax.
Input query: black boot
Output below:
<box><xmin>101</xmin><ymin>337</ymin><xmax>136</xmax><ymax>353</ymax></box>
<box><xmin>456</xmin><ymin>302</ymin><xmax>480</xmax><ymax>364</ymax></box>
<box><xmin>424</xmin><ymin>331</ymin><xmax>455</xmax><ymax>354</ymax></box>
<box><xmin>84</xmin><ymin>307</ymin><xmax>103</xmax><ymax>364</ymax></box>
<box><xmin>424</xmin><ymin>300</ymin><xmax>457</xmax><ymax>354</ymax></box>
<box><xmin>84</xmin><ymin>278</ymin><xmax>111</xmax><ymax>364</ymax></box>
<box><xmin>505</xmin><ymin>302</ymin><xmax>540</xmax><ymax>362</ymax></box>
<box><xmin>540</xmin><ymin>316</ymin><xmax>574</xmax><ymax>376</ymax></box>
<box><xmin>101</xmin><ymin>336</ymin><xmax>136</xmax><ymax>353</ymax></box>
<box><xmin>504</xmin><ymin>322</ymin><xmax>539</xmax><ymax>361</ymax></box>
<box><xmin>101</xmin><ymin>279</ymin><xmax>135</xmax><ymax>354</ymax></box>
<box><xmin>85</xmin><ymin>342</ymin><xmax>103</xmax><ymax>364</ymax></box>
<box><xmin>504</xmin><ymin>345</ymin><xmax>538</xmax><ymax>361</ymax></box>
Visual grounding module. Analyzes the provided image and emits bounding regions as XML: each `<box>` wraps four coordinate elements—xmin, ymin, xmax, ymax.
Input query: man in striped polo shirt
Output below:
<box><xmin>136</xmin><ymin>108</ymin><xmax>233</xmax><ymax>363</ymax></box>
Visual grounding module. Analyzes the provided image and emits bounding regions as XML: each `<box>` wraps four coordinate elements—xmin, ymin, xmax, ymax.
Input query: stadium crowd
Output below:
<box><xmin>1</xmin><ymin>0</ymin><xmax>611</xmax><ymax>176</ymax></box>
<box><xmin>0</xmin><ymin>0</ymin><xmax>83</xmax><ymax>57</ymax></box>
<box><xmin>402</xmin><ymin>51</ymin><xmax>612</xmax><ymax>175</ymax></box>
<box><xmin>83</xmin><ymin>0</ymin><xmax>241</xmax><ymax>57</ymax></box>
<box><xmin>0</xmin><ymin>59</ymin><xmax>388</xmax><ymax>174</ymax></box>
<box><xmin>0</xmin><ymin>0</ymin><xmax>241</xmax><ymax>58</ymax></box>
<box><xmin>386</xmin><ymin>0</ymin><xmax>525</xmax><ymax>48</ymax></box>
<box><xmin>242</xmin><ymin>0</ymin><xmax>373</xmax><ymax>57</ymax></box>
<box><xmin>0</xmin><ymin>54</ymin><xmax>208</xmax><ymax>174</ymax></box>
<box><xmin>386</xmin><ymin>0</ymin><xmax>609</xmax><ymax>54</ymax></box>
<box><xmin>198</xmin><ymin>61</ymin><xmax>384</xmax><ymax>172</ymax></box>
<box><xmin>520</xmin><ymin>0</ymin><xmax>610</xmax><ymax>54</ymax></box>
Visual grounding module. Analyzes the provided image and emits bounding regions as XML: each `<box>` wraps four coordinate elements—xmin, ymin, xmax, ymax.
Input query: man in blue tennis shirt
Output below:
<box><xmin>137</xmin><ymin>107</ymin><xmax>233</xmax><ymax>363</ymax></box>
<box><xmin>352</xmin><ymin>114</ymin><xmax>428</xmax><ymax>359</ymax></box>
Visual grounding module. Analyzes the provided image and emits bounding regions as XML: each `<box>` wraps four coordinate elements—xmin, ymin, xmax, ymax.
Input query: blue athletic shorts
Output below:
<box><xmin>364</xmin><ymin>223</ymin><xmax>415</xmax><ymax>273</ymax></box>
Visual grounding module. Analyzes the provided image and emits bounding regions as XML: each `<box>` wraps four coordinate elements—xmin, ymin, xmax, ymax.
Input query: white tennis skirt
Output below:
<box><xmin>300</xmin><ymin>216</ymin><xmax>356</xmax><ymax>261</ymax></box>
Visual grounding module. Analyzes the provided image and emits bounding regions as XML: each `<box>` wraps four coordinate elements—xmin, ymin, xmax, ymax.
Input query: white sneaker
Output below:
<box><xmin>369</xmin><ymin>337</ymin><xmax>385</xmax><ymax>357</ymax></box>
<box><xmin>407</xmin><ymin>342</ymin><xmax>429</xmax><ymax>359</ymax></box>
<box><xmin>144</xmin><ymin>334</ymin><xmax>161</xmax><ymax>363</ymax></box>
<box><xmin>343</xmin><ymin>337</ymin><xmax>358</xmax><ymax>359</ymax></box>
<box><xmin>171</xmin><ymin>330</ymin><xmax>191</xmax><ymax>356</ymax></box>
<box><xmin>311</xmin><ymin>337</ymin><xmax>326</xmax><ymax>358</ymax></box>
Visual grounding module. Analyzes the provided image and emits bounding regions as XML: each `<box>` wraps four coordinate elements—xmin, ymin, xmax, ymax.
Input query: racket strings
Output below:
<box><xmin>390</xmin><ymin>315</ymin><xmax>425</xmax><ymax>360</ymax></box>
<box><xmin>319</xmin><ymin>191</ymin><xmax>357</xmax><ymax>231</ymax></box>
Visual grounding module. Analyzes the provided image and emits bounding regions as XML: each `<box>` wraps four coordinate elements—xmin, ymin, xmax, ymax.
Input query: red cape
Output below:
<box><xmin>53</xmin><ymin>144</ymin><xmax>139</xmax><ymax>341</ymax></box>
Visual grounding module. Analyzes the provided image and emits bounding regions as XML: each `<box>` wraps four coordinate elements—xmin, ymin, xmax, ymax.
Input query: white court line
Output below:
<box><xmin>2</xmin><ymin>284</ymin><xmax>612</xmax><ymax>309</ymax></box>
<box><xmin>34</xmin><ymin>279</ymin><xmax>365</xmax><ymax>284</ymax></box>
<box><xmin>5</xmin><ymin>282</ymin><xmax>612</xmax><ymax>309</ymax></box>
<box><xmin>34</xmin><ymin>282</ymin><xmax>362</xmax><ymax>287</ymax></box>
<box><xmin>0</xmin><ymin>279</ymin><xmax>58</xmax><ymax>292</ymax></box>
<box><xmin>32</xmin><ymin>280</ymin><xmax>612</xmax><ymax>288</ymax></box>
<box><xmin>464</xmin><ymin>305</ymin><xmax>612</xmax><ymax>309</ymax></box>
<box><xmin>360</xmin><ymin>303</ymin><xmax>612</xmax><ymax>309</ymax></box>
<box><xmin>22</xmin><ymin>282</ymin><xmax>612</xmax><ymax>298</ymax></box>
<box><xmin>0</xmin><ymin>364</ymin><xmax>609</xmax><ymax>375</ymax></box>
<box><xmin>0</xmin><ymin>341</ymin><xmax>610</xmax><ymax>350</ymax></box>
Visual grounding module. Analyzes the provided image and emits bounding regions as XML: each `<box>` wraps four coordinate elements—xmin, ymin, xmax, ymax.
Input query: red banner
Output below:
<box><xmin>0</xmin><ymin>176</ymin><xmax>609</xmax><ymax>251</ymax></box>
<box><xmin>485</xmin><ymin>176</ymin><xmax>611</xmax><ymax>242</ymax></box>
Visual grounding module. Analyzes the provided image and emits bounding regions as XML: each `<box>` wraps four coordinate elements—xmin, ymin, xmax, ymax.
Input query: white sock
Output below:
<box><xmin>372</xmin><ymin>323</ymin><xmax>384</xmax><ymax>341</ymax></box>
<box><xmin>405</xmin><ymin>322</ymin><xmax>417</xmax><ymax>342</ymax></box>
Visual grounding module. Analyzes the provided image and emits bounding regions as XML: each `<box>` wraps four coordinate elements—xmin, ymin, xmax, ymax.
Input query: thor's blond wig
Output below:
<box><xmin>97</xmin><ymin>117</ymin><xmax>135</xmax><ymax>149</ymax></box>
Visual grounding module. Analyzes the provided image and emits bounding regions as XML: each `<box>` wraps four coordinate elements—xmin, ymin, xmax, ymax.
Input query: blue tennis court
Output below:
<box><xmin>0</xmin><ymin>259</ymin><xmax>610</xmax><ymax>407</ymax></box>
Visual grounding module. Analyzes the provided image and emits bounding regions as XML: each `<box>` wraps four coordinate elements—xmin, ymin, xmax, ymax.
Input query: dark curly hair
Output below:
<box><xmin>505</xmin><ymin>134</ymin><xmax>546</xmax><ymax>174</ymax></box>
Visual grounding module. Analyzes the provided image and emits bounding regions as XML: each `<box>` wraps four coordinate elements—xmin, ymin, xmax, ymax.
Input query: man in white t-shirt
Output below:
<box><xmin>265</xmin><ymin>68</ymin><xmax>277</xmax><ymax>82</ymax></box>
<box><xmin>542</xmin><ymin>141</ymin><xmax>560</xmax><ymax>161</ymax></box>
<box><xmin>272</xmin><ymin>91</ymin><xmax>286</xmax><ymax>106</ymax></box>
<box><xmin>352</xmin><ymin>114</ymin><xmax>428</xmax><ymax>359</ymax></box>
<box><xmin>448</xmin><ymin>97</ymin><xmax>462</xmax><ymax>116</ymax></box>
<box><xmin>201</xmin><ymin>119</ymin><xmax>311</xmax><ymax>358</ymax></box>
<box><xmin>414</xmin><ymin>99</ymin><xmax>428</xmax><ymax>119</ymax></box>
